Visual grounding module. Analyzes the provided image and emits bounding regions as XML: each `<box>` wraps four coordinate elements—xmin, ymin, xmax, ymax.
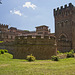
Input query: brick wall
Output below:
<box><xmin>6</xmin><ymin>36</ymin><xmax>56</xmax><ymax>60</ymax></box>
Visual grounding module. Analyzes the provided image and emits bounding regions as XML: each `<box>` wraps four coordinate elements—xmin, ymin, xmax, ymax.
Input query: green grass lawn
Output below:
<box><xmin>0</xmin><ymin>53</ymin><xmax>75</xmax><ymax>75</ymax></box>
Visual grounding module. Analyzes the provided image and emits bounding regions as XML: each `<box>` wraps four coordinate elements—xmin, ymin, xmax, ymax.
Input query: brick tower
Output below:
<box><xmin>54</xmin><ymin>3</ymin><xmax>75</xmax><ymax>52</ymax></box>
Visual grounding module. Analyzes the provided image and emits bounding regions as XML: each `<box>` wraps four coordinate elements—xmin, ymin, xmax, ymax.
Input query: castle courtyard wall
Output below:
<box><xmin>0</xmin><ymin>36</ymin><xmax>57</xmax><ymax>60</ymax></box>
<box><xmin>13</xmin><ymin>44</ymin><xmax>56</xmax><ymax>60</ymax></box>
<box><xmin>13</xmin><ymin>36</ymin><xmax>57</xmax><ymax>60</ymax></box>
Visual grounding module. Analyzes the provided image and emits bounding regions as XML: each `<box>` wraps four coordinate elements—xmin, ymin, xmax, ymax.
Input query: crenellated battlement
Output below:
<box><xmin>15</xmin><ymin>35</ymin><xmax>55</xmax><ymax>45</ymax></box>
<box><xmin>16</xmin><ymin>35</ymin><xmax>55</xmax><ymax>40</ymax></box>
<box><xmin>54</xmin><ymin>3</ymin><xmax>74</xmax><ymax>16</ymax></box>
<box><xmin>0</xmin><ymin>23</ymin><xmax>8</xmax><ymax>28</ymax></box>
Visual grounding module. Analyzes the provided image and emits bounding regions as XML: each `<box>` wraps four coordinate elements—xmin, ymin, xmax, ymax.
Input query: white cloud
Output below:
<box><xmin>14</xmin><ymin>10</ymin><xmax>22</xmax><ymax>16</ymax></box>
<box><xmin>10</xmin><ymin>10</ymin><xmax>22</xmax><ymax>16</ymax></box>
<box><xmin>23</xmin><ymin>2</ymin><xmax>37</xmax><ymax>10</ymax></box>
<box><xmin>10</xmin><ymin>10</ymin><xmax>12</xmax><ymax>13</ymax></box>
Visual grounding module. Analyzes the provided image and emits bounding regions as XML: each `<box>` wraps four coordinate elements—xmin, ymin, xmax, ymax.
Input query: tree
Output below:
<box><xmin>0</xmin><ymin>0</ymin><xmax>2</xmax><ymax>4</ymax></box>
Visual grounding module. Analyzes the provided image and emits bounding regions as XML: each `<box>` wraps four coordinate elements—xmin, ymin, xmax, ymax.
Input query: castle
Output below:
<box><xmin>54</xmin><ymin>3</ymin><xmax>75</xmax><ymax>52</ymax></box>
<box><xmin>0</xmin><ymin>26</ymin><xmax>56</xmax><ymax>59</ymax></box>
<box><xmin>0</xmin><ymin>3</ymin><xmax>75</xmax><ymax>55</ymax></box>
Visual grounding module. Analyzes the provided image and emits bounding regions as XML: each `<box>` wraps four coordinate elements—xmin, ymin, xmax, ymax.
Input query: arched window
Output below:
<box><xmin>59</xmin><ymin>34</ymin><xmax>67</xmax><ymax>41</ymax></box>
<box><xmin>65</xmin><ymin>20</ymin><xmax>68</xmax><ymax>25</ymax></box>
<box><xmin>57</xmin><ymin>22</ymin><xmax>59</xmax><ymax>25</ymax></box>
<box><xmin>57</xmin><ymin>22</ymin><xmax>60</xmax><ymax>28</ymax></box>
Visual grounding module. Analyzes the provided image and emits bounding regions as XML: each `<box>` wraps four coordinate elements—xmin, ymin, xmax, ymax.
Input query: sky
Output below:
<box><xmin>0</xmin><ymin>0</ymin><xmax>75</xmax><ymax>33</ymax></box>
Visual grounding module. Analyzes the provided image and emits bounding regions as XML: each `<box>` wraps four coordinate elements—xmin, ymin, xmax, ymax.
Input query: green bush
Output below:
<box><xmin>57</xmin><ymin>50</ymin><xmax>60</xmax><ymax>54</ymax></box>
<box><xmin>57</xmin><ymin>50</ymin><xmax>63</xmax><ymax>54</ymax></box>
<box><xmin>67</xmin><ymin>52</ymin><xmax>74</xmax><ymax>58</ymax></box>
<box><xmin>0</xmin><ymin>41</ymin><xmax>3</xmax><ymax>43</ymax></box>
<box><xmin>0</xmin><ymin>50</ymin><xmax>5</xmax><ymax>54</ymax></box>
<box><xmin>0</xmin><ymin>49</ymin><xmax>8</xmax><ymax>54</ymax></box>
<box><xmin>67</xmin><ymin>49</ymin><xmax>74</xmax><ymax>58</ymax></box>
<box><xmin>70</xmin><ymin>49</ymin><xmax>74</xmax><ymax>54</ymax></box>
<box><xmin>51</xmin><ymin>56</ymin><xmax>59</xmax><ymax>61</ymax></box>
<box><xmin>4</xmin><ymin>49</ymin><xmax>8</xmax><ymax>53</ymax></box>
<box><xmin>26</xmin><ymin>54</ymin><xmax>36</xmax><ymax>62</ymax></box>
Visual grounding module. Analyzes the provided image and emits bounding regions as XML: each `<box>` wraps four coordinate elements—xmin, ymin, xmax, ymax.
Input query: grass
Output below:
<box><xmin>0</xmin><ymin>53</ymin><xmax>75</xmax><ymax>75</ymax></box>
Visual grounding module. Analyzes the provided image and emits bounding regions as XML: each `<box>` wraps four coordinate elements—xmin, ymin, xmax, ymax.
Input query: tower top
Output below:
<box><xmin>54</xmin><ymin>3</ymin><xmax>74</xmax><ymax>16</ymax></box>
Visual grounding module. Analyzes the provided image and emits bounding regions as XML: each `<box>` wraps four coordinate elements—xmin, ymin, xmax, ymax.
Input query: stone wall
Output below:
<box><xmin>13</xmin><ymin>44</ymin><xmax>56</xmax><ymax>60</ymax></box>
<box><xmin>0</xmin><ymin>42</ymin><xmax>15</xmax><ymax>54</ymax></box>
<box><xmin>13</xmin><ymin>36</ymin><xmax>56</xmax><ymax>60</ymax></box>
<box><xmin>0</xmin><ymin>36</ymin><xmax>57</xmax><ymax>60</ymax></box>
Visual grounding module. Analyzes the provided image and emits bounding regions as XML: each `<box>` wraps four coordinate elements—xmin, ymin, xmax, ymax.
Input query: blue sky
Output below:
<box><xmin>0</xmin><ymin>0</ymin><xmax>75</xmax><ymax>33</ymax></box>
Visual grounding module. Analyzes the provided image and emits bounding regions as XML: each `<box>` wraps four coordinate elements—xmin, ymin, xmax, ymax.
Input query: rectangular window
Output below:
<box><xmin>38</xmin><ymin>32</ymin><xmax>43</xmax><ymax>34</ymax></box>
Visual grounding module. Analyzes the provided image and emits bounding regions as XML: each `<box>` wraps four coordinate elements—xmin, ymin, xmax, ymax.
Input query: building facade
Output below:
<box><xmin>36</xmin><ymin>25</ymin><xmax>50</xmax><ymax>36</ymax></box>
<box><xmin>23</xmin><ymin>25</ymin><xmax>51</xmax><ymax>37</ymax></box>
<box><xmin>0</xmin><ymin>24</ymin><xmax>53</xmax><ymax>42</ymax></box>
<box><xmin>0</xmin><ymin>24</ymin><xmax>29</xmax><ymax>42</ymax></box>
<box><xmin>0</xmin><ymin>24</ymin><xmax>16</xmax><ymax>42</ymax></box>
<box><xmin>54</xmin><ymin>3</ymin><xmax>75</xmax><ymax>52</ymax></box>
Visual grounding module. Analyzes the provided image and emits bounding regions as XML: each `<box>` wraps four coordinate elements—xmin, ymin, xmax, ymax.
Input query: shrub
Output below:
<box><xmin>67</xmin><ymin>52</ymin><xmax>74</xmax><ymax>58</ymax></box>
<box><xmin>70</xmin><ymin>49</ymin><xmax>74</xmax><ymax>54</ymax></box>
<box><xmin>67</xmin><ymin>49</ymin><xmax>74</xmax><ymax>58</ymax></box>
<box><xmin>26</xmin><ymin>54</ymin><xmax>36</xmax><ymax>62</ymax></box>
<box><xmin>4</xmin><ymin>49</ymin><xmax>8</xmax><ymax>53</ymax></box>
<box><xmin>57</xmin><ymin>50</ymin><xmax>63</xmax><ymax>54</ymax></box>
<box><xmin>0</xmin><ymin>50</ymin><xmax>5</xmax><ymax>54</ymax></box>
<box><xmin>57</xmin><ymin>50</ymin><xmax>60</xmax><ymax>54</ymax></box>
<box><xmin>51</xmin><ymin>56</ymin><xmax>59</xmax><ymax>61</ymax></box>
<box><xmin>0</xmin><ymin>41</ymin><xmax>3</xmax><ymax>43</ymax></box>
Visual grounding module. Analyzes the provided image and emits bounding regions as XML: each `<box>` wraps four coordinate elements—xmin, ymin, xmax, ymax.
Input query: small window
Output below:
<box><xmin>65</xmin><ymin>11</ymin><xmax>67</xmax><ymax>16</ymax></box>
<box><xmin>11</xmin><ymin>36</ymin><xmax>13</xmax><ymax>39</ymax></box>
<box><xmin>0</xmin><ymin>36</ymin><xmax>1</xmax><ymax>39</ymax></box>
<box><xmin>61</xmin><ymin>12</ymin><xmax>63</xmax><ymax>16</ymax></box>
<box><xmin>61</xmin><ymin>22</ymin><xmax>63</xmax><ymax>27</ymax></box>
<box><xmin>65</xmin><ymin>20</ymin><xmax>68</xmax><ymax>25</ymax></box>
<box><xmin>57</xmin><ymin>22</ymin><xmax>60</xmax><ymax>26</ymax></box>
<box><xmin>44</xmin><ymin>32</ymin><xmax>48</xmax><ymax>35</ymax></box>
<box><xmin>38</xmin><ymin>32</ymin><xmax>43</xmax><ymax>34</ymax></box>
<box><xmin>6</xmin><ymin>35</ymin><xmax>8</xmax><ymax>39</ymax></box>
<box><xmin>58</xmin><ymin>23</ymin><xmax>59</xmax><ymax>25</ymax></box>
<box><xmin>0</xmin><ymin>31</ymin><xmax>1</xmax><ymax>33</ymax></box>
